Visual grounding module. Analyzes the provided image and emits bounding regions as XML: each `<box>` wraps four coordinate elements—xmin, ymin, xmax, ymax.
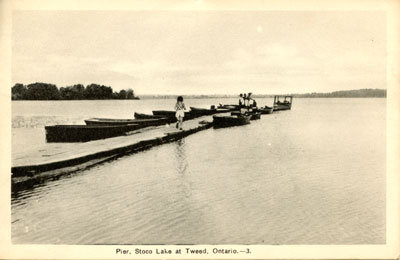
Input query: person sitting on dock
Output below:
<box><xmin>247</xmin><ymin>92</ymin><xmax>252</xmax><ymax>106</ymax></box>
<box><xmin>175</xmin><ymin>96</ymin><xmax>186</xmax><ymax>130</ymax></box>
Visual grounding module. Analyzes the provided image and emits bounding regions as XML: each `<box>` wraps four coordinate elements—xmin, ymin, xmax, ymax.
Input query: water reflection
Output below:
<box><xmin>174</xmin><ymin>139</ymin><xmax>194</xmax><ymax>200</ymax></box>
<box><xmin>174</xmin><ymin>139</ymin><xmax>188</xmax><ymax>175</ymax></box>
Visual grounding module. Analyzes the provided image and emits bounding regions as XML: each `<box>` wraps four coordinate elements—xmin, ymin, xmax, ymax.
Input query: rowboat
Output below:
<box><xmin>84</xmin><ymin>118</ymin><xmax>168</xmax><ymax>127</ymax></box>
<box><xmin>45</xmin><ymin>124</ymin><xmax>140</xmax><ymax>142</ymax></box>
<box><xmin>273</xmin><ymin>96</ymin><xmax>292</xmax><ymax>111</ymax></box>
<box><xmin>153</xmin><ymin>110</ymin><xmax>192</xmax><ymax>117</ymax></box>
<box><xmin>190</xmin><ymin>107</ymin><xmax>217</xmax><ymax>116</ymax></box>
<box><xmin>215</xmin><ymin>108</ymin><xmax>231</xmax><ymax>113</ymax></box>
<box><xmin>259</xmin><ymin>106</ymin><xmax>274</xmax><ymax>114</ymax></box>
<box><xmin>213</xmin><ymin>114</ymin><xmax>251</xmax><ymax>128</ymax></box>
<box><xmin>231</xmin><ymin>111</ymin><xmax>261</xmax><ymax>120</ymax></box>
<box><xmin>152</xmin><ymin>110</ymin><xmax>196</xmax><ymax>120</ymax></box>
<box><xmin>249</xmin><ymin>112</ymin><xmax>261</xmax><ymax>120</ymax></box>
<box><xmin>217</xmin><ymin>104</ymin><xmax>240</xmax><ymax>111</ymax></box>
<box><xmin>134</xmin><ymin>112</ymin><xmax>166</xmax><ymax>120</ymax></box>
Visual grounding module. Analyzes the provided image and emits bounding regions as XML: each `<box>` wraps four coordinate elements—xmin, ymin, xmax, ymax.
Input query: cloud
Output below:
<box><xmin>108</xmin><ymin>60</ymin><xmax>167</xmax><ymax>76</ymax></box>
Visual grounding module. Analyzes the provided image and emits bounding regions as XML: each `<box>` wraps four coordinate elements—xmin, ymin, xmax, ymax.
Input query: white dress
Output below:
<box><xmin>175</xmin><ymin>102</ymin><xmax>186</xmax><ymax>118</ymax></box>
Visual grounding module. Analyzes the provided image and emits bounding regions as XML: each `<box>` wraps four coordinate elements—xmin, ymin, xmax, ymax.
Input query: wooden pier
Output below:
<box><xmin>12</xmin><ymin>114</ymin><xmax>217</xmax><ymax>190</ymax></box>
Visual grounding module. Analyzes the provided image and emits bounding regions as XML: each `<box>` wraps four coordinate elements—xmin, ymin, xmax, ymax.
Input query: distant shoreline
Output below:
<box><xmin>140</xmin><ymin>89</ymin><xmax>386</xmax><ymax>99</ymax></box>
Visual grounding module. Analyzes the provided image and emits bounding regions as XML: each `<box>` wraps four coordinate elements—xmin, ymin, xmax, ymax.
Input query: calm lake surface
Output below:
<box><xmin>11</xmin><ymin>98</ymin><xmax>386</xmax><ymax>244</ymax></box>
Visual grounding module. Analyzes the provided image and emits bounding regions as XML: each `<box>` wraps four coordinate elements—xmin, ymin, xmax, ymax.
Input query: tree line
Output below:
<box><xmin>250</xmin><ymin>89</ymin><xmax>386</xmax><ymax>98</ymax></box>
<box><xmin>139</xmin><ymin>89</ymin><xmax>386</xmax><ymax>99</ymax></box>
<box><xmin>11</xmin><ymin>82</ymin><xmax>140</xmax><ymax>100</ymax></box>
<box><xmin>291</xmin><ymin>89</ymin><xmax>386</xmax><ymax>98</ymax></box>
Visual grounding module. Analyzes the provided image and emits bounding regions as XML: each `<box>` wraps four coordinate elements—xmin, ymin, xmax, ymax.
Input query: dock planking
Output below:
<box><xmin>12</xmin><ymin>114</ymin><xmax>218</xmax><ymax>188</ymax></box>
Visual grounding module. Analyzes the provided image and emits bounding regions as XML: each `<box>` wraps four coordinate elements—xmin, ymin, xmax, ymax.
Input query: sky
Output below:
<box><xmin>12</xmin><ymin>11</ymin><xmax>386</xmax><ymax>95</ymax></box>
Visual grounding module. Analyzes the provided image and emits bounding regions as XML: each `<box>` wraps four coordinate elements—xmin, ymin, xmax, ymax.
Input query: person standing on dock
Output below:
<box><xmin>239</xmin><ymin>93</ymin><xmax>243</xmax><ymax>107</ymax></box>
<box><xmin>175</xmin><ymin>96</ymin><xmax>186</xmax><ymax>130</ymax></box>
<box><xmin>252</xmin><ymin>99</ymin><xmax>257</xmax><ymax>108</ymax></box>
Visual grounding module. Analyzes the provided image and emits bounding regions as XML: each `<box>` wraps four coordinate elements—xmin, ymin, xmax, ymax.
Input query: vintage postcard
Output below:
<box><xmin>0</xmin><ymin>0</ymin><xmax>399</xmax><ymax>259</ymax></box>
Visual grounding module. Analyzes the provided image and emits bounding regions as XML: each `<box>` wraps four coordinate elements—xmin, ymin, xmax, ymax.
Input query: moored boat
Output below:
<box><xmin>231</xmin><ymin>110</ymin><xmax>261</xmax><ymax>120</ymax></box>
<box><xmin>213</xmin><ymin>114</ymin><xmax>251</xmax><ymax>128</ymax></box>
<box><xmin>134</xmin><ymin>112</ymin><xmax>166</xmax><ymax>120</ymax></box>
<box><xmin>273</xmin><ymin>103</ymin><xmax>291</xmax><ymax>111</ymax></box>
<box><xmin>259</xmin><ymin>106</ymin><xmax>274</xmax><ymax>114</ymax></box>
<box><xmin>45</xmin><ymin>124</ymin><xmax>140</xmax><ymax>142</ymax></box>
<box><xmin>215</xmin><ymin>108</ymin><xmax>231</xmax><ymax>113</ymax></box>
<box><xmin>217</xmin><ymin>104</ymin><xmax>240</xmax><ymax>111</ymax></box>
<box><xmin>84</xmin><ymin>118</ymin><xmax>168</xmax><ymax>127</ymax></box>
<box><xmin>249</xmin><ymin>111</ymin><xmax>261</xmax><ymax>120</ymax></box>
<box><xmin>152</xmin><ymin>110</ymin><xmax>196</xmax><ymax>120</ymax></box>
<box><xmin>190</xmin><ymin>107</ymin><xmax>217</xmax><ymax>116</ymax></box>
<box><xmin>273</xmin><ymin>96</ymin><xmax>292</xmax><ymax>111</ymax></box>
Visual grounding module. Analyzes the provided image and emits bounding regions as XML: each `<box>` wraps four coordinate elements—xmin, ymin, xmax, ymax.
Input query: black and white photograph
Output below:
<box><xmin>0</xmin><ymin>0</ymin><xmax>399</xmax><ymax>259</ymax></box>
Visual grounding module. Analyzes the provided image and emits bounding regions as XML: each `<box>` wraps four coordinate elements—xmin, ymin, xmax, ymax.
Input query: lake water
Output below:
<box><xmin>11</xmin><ymin>98</ymin><xmax>386</xmax><ymax>244</ymax></box>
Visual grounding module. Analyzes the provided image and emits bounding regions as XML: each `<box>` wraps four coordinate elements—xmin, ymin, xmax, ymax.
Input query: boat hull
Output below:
<box><xmin>259</xmin><ymin>106</ymin><xmax>274</xmax><ymax>114</ymax></box>
<box><xmin>190</xmin><ymin>107</ymin><xmax>217</xmax><ymax>116</ymax></box>
<box><xmin>134</xmin><ymin>112</ymin><xmax>166</xmax><ymax>119</ymax></box>
<box><xmin>231</xmin><ymin>111</ymin><xmax>261</xmax><ymax>120</ymax></box>
<box><xmin>213</xmin><ymin>115</ymin><xmax>251</xmax><ymax>128</ymax></box>
<box><xmin>152</xmin><ymin>110</ymin><xmax>197</xmax><ymax>120</ymax></box>
<box><xmin>84</xmin><ymin>118</ymin><xmax>168</xmax><ymax>127</ymax></box>
<box><xmin>249</xmin><ymin>112</ymin><xmax>261</xmax><ymax>120</ymax></box>
<box><xmin>45</xmin><ymin>124</ymin><xmax>140</xmax><ymax>142</ymax></box>
<box><xmin>273</xmin><ymin>104</ymin><xmax>291</xmax><ymax>111</ymax></box>
<box><xmin>217</xmin><ymin>104</ymin><xmax>239</xmax><ymax>111</ymax></box>
<box><xmin>215</xmin><ymin>108</ymin><xmax>231</xmax><ymax>113</ymax></box>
